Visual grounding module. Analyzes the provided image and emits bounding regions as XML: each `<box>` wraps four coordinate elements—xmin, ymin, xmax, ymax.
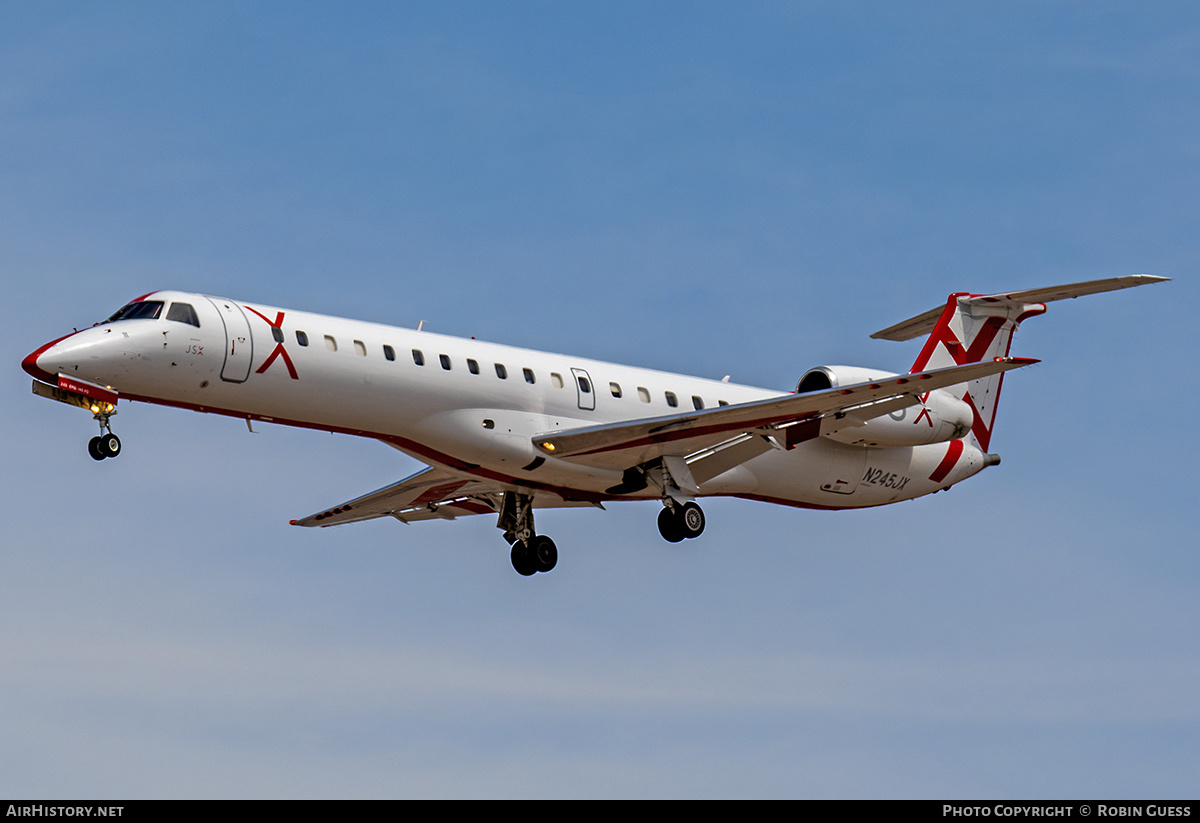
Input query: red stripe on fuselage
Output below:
<box><xmin>928</xmin><ymin>438</ymin><xmax>964</xmax><ymax>483</ymax></box>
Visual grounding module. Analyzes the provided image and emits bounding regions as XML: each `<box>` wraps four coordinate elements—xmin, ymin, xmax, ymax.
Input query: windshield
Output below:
<box><xmin>104</xmin><ymin>300</ymin><xmax>164</xmax><ymax>323</ymax></box>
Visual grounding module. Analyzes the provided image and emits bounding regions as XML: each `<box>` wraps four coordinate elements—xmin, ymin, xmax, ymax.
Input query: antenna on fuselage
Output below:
<box><xmin>417</xmin><ymin>320</ymin><xmax>425</xmax><ymax>331</ymax></box>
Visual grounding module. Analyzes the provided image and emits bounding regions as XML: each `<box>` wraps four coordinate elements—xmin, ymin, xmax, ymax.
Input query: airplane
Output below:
<box><xmin>23</xmin><ymin>275</ymin><xmax>1166</xmax><ymax>576</ymax></box>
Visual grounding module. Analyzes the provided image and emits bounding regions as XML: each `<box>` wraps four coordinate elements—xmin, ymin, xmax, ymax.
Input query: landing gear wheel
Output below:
<box><xmin>658</xmin><ymin>507</ymin><xmax>685</xmax><ymax>543</ymax></box>
<box><xmin>510</xmin><ymin>540</ymin><xmax>538</xmax><ymax>576</ymax></box>
<box><xmin>88</xmin><ymin>436</ymin><xmax>106</xmax><ymax>461</ymax></box>
<box><xmin>658</xmin><ymin>502</ymin><xmax>705</xmax><ymax>542</ymax></box>
<box><xmin>679</xmin><ymin>502</ymin><xmax>705</xmax><ymax>539</ymax></box>
<box><xmin>530</xmin><ymin>535</ymin><xmax>558</xmax><ymax>573</ymax></box>
<box><xmin>99</xmin><ymin>433</ymin><xmax>121</xmax><ymax>458</ymax></box>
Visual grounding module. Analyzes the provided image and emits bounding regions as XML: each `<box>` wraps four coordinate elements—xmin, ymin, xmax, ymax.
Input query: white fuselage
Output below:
<box><xmin>25</xmin><ymin>291</ymin><xmax>991</xmax><ymax>510</ymax></box>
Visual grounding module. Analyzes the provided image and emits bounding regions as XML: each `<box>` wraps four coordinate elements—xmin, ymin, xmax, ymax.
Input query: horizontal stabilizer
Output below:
<box><xmin>871</xmin><ymin>274</ymin><xmax>1169</xmax><ymax>341</ymax></box>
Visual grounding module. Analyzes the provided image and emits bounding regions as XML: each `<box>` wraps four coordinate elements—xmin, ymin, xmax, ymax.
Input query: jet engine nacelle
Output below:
<box><xmin>796</xmin><ymin>365</ymin><xmax>973</xmax><ymax>448</ymax></box>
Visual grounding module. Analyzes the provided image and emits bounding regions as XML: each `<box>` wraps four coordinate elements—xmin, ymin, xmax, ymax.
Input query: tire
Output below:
<box><xmin>88</xmin><ymin>436</ymin><xmax>107</xmax><ymax>461</ymax></box>
<box><xmin>679</xmin><ymin>502</ymin><xmax>705</xmax><ymax>539</ymax></box>
<box><xmin>657</xmin><ymin>507</ymin><xmax>685</xmax><ymax>543</ymax></box>
<box><xmin>99</xmin><ymin>433</ymin><xmax>121</xmax><ymax>458</ymax></box>
<box><xmin>531</xmin><ymin>535</ymin><xmax>558</xmax><ymax>573</ymax></box>
<box><xmin>510</xmin><ymin>541</ymin><xmax>538</xmax><ymax>576</ymax></box>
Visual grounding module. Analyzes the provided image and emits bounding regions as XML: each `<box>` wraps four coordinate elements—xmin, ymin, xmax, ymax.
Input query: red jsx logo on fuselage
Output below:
<box><xmin>244</xmin><ymin>306</ymin><xmax>299</xmax><ymax>380</ymax></box>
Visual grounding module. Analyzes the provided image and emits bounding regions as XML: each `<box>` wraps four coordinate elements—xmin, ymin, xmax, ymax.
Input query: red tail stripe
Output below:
<box><xmin>929</xmin><ymin>438</ymin><xmax>964</xmax><ymax>483</ymax></box>
<box><xmin>910</xmin><ymin>294</ymin><xmax>965</xmax><ymax>372</ymax></box>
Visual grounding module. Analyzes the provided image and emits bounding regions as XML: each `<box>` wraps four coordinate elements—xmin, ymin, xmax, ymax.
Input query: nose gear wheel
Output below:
<box><xmin>88</xmin><ymin>431</ymin><xmax>122</xmax><ymax>460</ymax></box>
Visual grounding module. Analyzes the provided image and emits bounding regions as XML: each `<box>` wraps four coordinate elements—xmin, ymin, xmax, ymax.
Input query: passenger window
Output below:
<box><xmin>440</xmin><ymin>354</ymin><xmax>452</xmax><ymax>370</ymax></box>
<box><xmin>577</xmin><ymin>375</ymin><xmax>591</xmax><ymax>393</ymax></box>
<box><xmin>692</xmin><ymin>396</ymin><xmax>704</xmax><ymax>410</ymax></box>
<box><xmin>523</xmin><ymin>368</ymin><xmax>535</xmax><ymax>384</ymax></box>
<box><xmin>271</xmin><ymin>327</ymin><xmax>284</xmax><ymax>344</ymax></box>
<box><xmin>495</xmin><ymin>364</ymin><xmax>507</xmax><ymax>379</ymax></box>
<box><xmin>296</xmin><ymin>330</ymin><xmax>309</xmax><ymax>347</ymax></box>
<box><xmin>610</xmin><ymin>382</ymin><xmax>622</xmax><ymax>398</ymax></box>
<box><xmin>354</xmin><ymin>340</ymin><xmax>366</xmax><ymax>357</ymax></box>
<box><xmin>166</xmin><ymin>302</ymin><xmax>200</xmax><ymax>327</ymax></box>
<box><xmin>665</xmin><ymin>391</ymin><xmax>678</xmax><ymax>408</ymax></box>
<box><xmin>383</xmin><ymin>345</ymin><xmax>395</xmax><ymax>361</ymax></box>
<box><xmin>412</xmin><ymin>349</ymin><xmax>425</xmax><ymax>366</ymax></box>
<box><xmin>467</xmin><ymin>359</ymin><xmax>480</xmax><ymax>374</ymax></box>
<box><xmin>638</xmin><ymin>387</ymin><xmax>650</xmax><ymax>403</ymax></box>
<box><xmin>551</xmin><ymin>373</ymin><xmax>564</xmax><ymax>388</ymax></box>
<box><xmin>324</xmin><ymin>335</ymin><xmax>338</xmax><ymax>352</ymax></box>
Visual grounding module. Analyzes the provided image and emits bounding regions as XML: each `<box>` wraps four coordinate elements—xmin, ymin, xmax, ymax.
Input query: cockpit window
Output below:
<box><xmin>166</xmin><ymin>302</ymin><xmax>200</xmax><ymax>327</ymax></box>
<box><xmin>105</xmin><ymin>301</ymin><xmax>164</xmax><ymax>323</ymax></box>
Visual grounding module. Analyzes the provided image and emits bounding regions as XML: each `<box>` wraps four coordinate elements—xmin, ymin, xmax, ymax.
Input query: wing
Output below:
<box><xmin>291</xmin><ymin>464</ymin><xmax>599</xmax><ymax>528</ymax></box>
<box><xmin>290</xmin><ymin>465</ymin><xmax>501</xmax><ymax>527</ymax></box>
<box><xmin>531</xmin><ymin>358</ymin><xmax>1035</xmax><ymax>468</ymax></box>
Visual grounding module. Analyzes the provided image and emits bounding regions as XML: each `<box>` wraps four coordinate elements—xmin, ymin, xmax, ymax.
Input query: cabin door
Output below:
<box><xmin>205</xmin><ymin>297</ymin><xmax>253</xmax><ymax>383</ymax></box>
<box><xmin>570</xmin><ymin>368</ymin><xmax>595</xmax><ymax>411</ymax></box>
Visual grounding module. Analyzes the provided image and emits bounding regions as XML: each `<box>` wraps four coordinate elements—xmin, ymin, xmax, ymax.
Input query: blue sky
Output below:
<box><xmin>2</xmin><ymin>2</ymin><xmax>1195</xmax><ymax>798</ymax></box>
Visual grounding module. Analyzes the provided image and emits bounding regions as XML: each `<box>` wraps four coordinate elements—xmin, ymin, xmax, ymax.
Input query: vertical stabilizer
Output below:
<box><xmin>905</xmin><ymin>293</ymin><xmax>1044</xmax><ymax>451</ymax></box>
<box><xmin>871</xmin><ymin>275</ymin><xmax>1168</xmax><ymax>451</ymax></box>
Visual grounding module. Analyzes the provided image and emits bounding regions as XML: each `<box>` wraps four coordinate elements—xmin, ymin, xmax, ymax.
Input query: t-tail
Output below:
<box><xmin>871</xmin><ymin>275</ymin><xmax>1168</xmax><ymax>452</ymax></box>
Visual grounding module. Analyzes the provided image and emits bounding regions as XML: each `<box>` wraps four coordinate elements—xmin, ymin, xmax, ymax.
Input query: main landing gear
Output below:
<box><xmin>510</xmin><ymin>534</ymin><xmax>558</xmax><ymax>577</ymax></box>
<box><xmin>87</xmin><ymin>409</ymin><xmax>121</xmax><ymax>461</ymax></box>
<box><xmin>496</xmin><ymin>491</ymin><xmax>707</xmax><ymax>576</ymax></box>
<box><xmin>657</xmin><ymin>500</ymin><xmax>705</xmax><ymax>543</ymax></box>
<box><xmin>499</xmin><ymin>491</ymin><xmax>557</xmax><ymax>576</ymax></box>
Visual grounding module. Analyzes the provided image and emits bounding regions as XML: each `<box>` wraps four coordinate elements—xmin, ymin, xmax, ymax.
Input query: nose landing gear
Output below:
<box><xmin>88</xmin><ymin>432</ymin><xmax>121</xmax><ymax>460</ymax></box>
<box><xmin>87</xmin><ymin>410</ymin><xmax>121</xmax><ymax>461</ymax></box>
<box><xmin>28</xmin><ymin>378</ymin><xmax>123</xmax><ymax>462</ymax></box>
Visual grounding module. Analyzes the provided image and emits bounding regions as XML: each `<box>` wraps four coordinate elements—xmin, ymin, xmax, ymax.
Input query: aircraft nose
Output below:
<box><xmin>22</xmin><ymin>333</ymin><xmax>76</xmax><ymax>384</ymax></box>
